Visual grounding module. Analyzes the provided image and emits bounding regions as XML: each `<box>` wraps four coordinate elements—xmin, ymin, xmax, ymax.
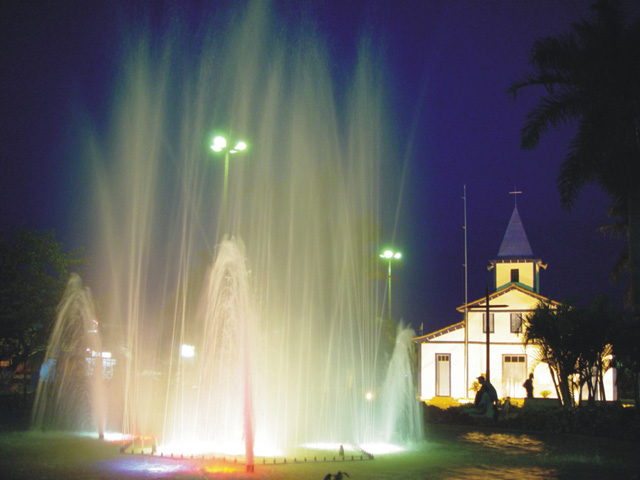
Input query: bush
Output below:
<box><xmin>424</xmin><ymin>402</ymin><xmax>640</xmax><ymax>442</ymax></box>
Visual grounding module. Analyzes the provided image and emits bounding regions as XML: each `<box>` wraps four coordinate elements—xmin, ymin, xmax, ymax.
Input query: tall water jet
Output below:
<box><xmin>32</xmin><ymin>274</ymin><xmax>107</xmax><ymax>438</ymax></box>
<box><xmin>165</xmin><ymin>238</ymin><xmax>257</xmax><ymax>463</ymax></box>
<box><xmin>62</xmin><ymin>1</ymin><xmax>425</xmax><ymax>459</ymax></box>
<box><xmin>380</xmin><ymin>323</ymin><xmax>424</xmax><ymax>445</ymax></box>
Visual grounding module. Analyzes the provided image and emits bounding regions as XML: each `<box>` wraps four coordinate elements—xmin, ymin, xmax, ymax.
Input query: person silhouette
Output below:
<box><xmin>523</xmin><ymin>373</ymin><xmax>534</xmax><ymax>398</ymax></box>
<box><xmin>476</xmin><ymin>375</ymin><xmax>498</xmax><ymax>420</ymax></box>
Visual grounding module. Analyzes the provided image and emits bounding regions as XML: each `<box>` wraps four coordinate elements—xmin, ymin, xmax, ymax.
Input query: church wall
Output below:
<box><xmin>532</xmin><ymin>362</ymin><xmax>558</xmax><ymax>399</ymax></box>
<box><xmin>467</xmin><ymin>341</ymin><xmax>530</xmax><ymax>399</ymax></box>
<box><xmin>420</xmin><ymin>336</ymin><xmax>616</xmax><ymax>403</ymax></box>
<box><xmin>419</xmin><ymin>337</ymin><xmax>465</xmax><ymax>399</ymax></box>
<box><xmin>467</xmin><ymin>310</ymin><xmax>526</xmax><ymax>344</ymax></box>
<box><xmin>419</xmin><ymin>342</ymin><xmax>435</xmax><ymax>399</ymax></box>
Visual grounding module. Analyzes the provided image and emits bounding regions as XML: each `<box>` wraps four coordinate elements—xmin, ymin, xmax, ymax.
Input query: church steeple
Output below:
<box><xmin>490</xmin><ymin>204</ymin><xmax>546</xmax><ymax>293</ymax></box>
<box><xmin>497</xmin><ymin>206</ymin><xmax>533</xmax><ymax>258</ymax></box>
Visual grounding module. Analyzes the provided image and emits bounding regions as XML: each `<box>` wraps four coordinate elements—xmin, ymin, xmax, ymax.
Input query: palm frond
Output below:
<box><xmin>520</xmin><ymin>92</ymin><xmax>582</xmax><ymax>150</ymax></box>
<box><xmin>529</xmin><ymin>33</ymin><xmax>580</xmax><ymax>74</ymax></box>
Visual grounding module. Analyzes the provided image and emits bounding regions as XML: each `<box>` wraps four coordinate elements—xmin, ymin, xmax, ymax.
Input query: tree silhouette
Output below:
<box><xmin>510</xmin><ymin>0</ymin><xmax>640</xmax><ymax>317</ymax></box>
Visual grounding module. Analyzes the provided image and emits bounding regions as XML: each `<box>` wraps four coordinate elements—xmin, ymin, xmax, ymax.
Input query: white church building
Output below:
<box><xmin>415</xmin><ymin>205</ymin><xmax>616</xmax><ymax>403</ymax></box>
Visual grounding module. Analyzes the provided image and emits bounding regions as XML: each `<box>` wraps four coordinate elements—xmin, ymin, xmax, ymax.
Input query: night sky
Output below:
<box><xmin>1</xmin><ymin>1</ymin><xmax>634</xmax><ymax>333</ymax></box>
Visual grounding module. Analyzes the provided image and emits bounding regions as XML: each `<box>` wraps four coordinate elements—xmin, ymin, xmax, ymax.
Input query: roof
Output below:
<box><xmin>413</xmin><ymin>321</ymin><xmax>464</xmax><ymax>342</ymax></box>
<box><xmin>415</xmin><ymin>284</ymin><xmax>561</xmax><ymax>341</ymax></box>
<box><xmin>456</xmin><ymin>283</ymin><xmax>559</xmax><ymax>313</ymax></box>
<box><xmin>497</xmin><ymin>206</ymin><xmax>533</xmax><ymax>258</ymax></box>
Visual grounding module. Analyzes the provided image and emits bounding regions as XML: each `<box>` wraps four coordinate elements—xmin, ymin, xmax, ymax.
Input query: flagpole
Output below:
<box><xmin>463</xmin><ymin>185</ymin><xmax>469</xmax><ymax>399</ymax></box>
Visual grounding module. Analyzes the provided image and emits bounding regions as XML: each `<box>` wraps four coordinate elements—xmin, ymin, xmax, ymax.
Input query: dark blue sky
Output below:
<box><xmin>1</xmin><ymin>1</ymin><xmax>633</xmax><ymax>332</ymax></box>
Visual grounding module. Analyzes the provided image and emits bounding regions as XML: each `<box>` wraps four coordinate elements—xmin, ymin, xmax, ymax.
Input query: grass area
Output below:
<box><xmin>0</xmin><ymin>425</ymin><xmax>638</xmax><ymax>479</ymax></box>
<box><xmin>1</xmin><ymin>395</ymin><xmax>639</xmax><ymax>479</ymax></box>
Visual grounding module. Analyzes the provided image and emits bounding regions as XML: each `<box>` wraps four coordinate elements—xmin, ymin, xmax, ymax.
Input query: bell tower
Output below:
<box><xmin>489</xmin><ymin>204</ymin><xmax>546</xmax><ymax>293</ymax></box>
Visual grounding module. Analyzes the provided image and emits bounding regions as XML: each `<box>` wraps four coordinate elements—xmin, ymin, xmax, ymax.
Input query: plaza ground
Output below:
<box><xmin>0</xmin><ymin>424</ymin><xmax>638</xmax><ymax>479</ymax></box>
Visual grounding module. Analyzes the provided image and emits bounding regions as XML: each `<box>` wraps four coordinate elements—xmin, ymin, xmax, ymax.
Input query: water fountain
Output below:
<box><xmin>32</xmin><ymin>274</ymin><xmax>107</xmax><ymax>438</ymax></box>
<box><xmin>33</xmin><ymin>2</ymin><xmax>423</xmax><ymax>467</ymax></box>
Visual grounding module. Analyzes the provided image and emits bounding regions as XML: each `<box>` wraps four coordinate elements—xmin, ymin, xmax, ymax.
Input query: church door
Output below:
<box><xmin>502</xmin><ymin>354</ymin><xmax>526</xmax><ymax>398</ymax></box>
<box><xmin>436</xmin><ymin>354</ymin><xmax>451</xmax><ymax>396</ymax></box>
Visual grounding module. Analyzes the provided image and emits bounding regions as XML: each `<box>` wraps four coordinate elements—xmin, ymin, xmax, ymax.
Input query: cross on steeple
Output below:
<box><xmin>509</xmin><ymin>188</ymin><xmax>522</xmax><ymax>206</ymax></box>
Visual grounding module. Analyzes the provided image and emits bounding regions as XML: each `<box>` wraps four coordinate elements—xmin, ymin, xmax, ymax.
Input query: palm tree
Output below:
<box><xmin>525</xmin><ymin>298</ymin><xmax>621</xmax><ymax>407</ymax></box>
<box><xmin>576</xmin><ymin>296</ymin><xmax>616</xmax><ymax>405</ymax></box>
<box><xmin>524</xmin><ymin>302</ymin><xmax>580</xmax><ymax>407</ymax></box>
<box><xmin>610</xmin><ymin>311</ymin><xmax>640</xmax><ymax>406</ymax></box>
<box><xmin>509</xmin><ymin>0</ymin><xmax>640</xmax><ymax>317</ymax></box>
<box><xmin>600</xmin><ymin>198</ymin><xmax>630</xmax><ymax>303</ymax></box>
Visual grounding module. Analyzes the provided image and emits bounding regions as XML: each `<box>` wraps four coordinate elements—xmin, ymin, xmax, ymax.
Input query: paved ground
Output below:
<box><xmin>0</xmin><ymin>425</ymin><xmax>638</xmax><ymax>479</ymax></box>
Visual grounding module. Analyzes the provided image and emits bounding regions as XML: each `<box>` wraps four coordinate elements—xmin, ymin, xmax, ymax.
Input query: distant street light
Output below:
<box><xmin>380</xmin><ymin>249</ymin><xmax>402</xmax><ymax>321</ymax></box>
<box><xmin>180</xmin><ymin>344</ymin><xmax>195</xmax><ymax>358</ymax></box>
<box><xmin>210</xmin><ymin>134</ymin><xmax>248</xmax><ymax>230</ymax></box>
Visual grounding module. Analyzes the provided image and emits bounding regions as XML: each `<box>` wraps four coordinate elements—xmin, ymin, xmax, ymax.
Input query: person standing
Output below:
<box><xmin>523</xmin><ymin>373</ymin><xmax>534</xmax><ymax>399</ymax></box>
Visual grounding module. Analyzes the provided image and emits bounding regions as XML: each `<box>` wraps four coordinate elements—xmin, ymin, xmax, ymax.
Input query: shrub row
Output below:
<box><xmin>424</xmin><ymin>403</ymin><xmax>640</xmax><ymax>442</ymax></box>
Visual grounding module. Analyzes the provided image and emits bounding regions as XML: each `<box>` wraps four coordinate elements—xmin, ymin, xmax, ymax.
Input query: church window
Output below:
<box><xmin>511</xmin><ymin>268</ymin><xmax>519</xmax><ymax>283</ymax></box>
<box><xmin>504</xmin><ymin>355</ymin><xmax>525</xmax><ymax>363</ymax></box>
<box><xmin>510</xmin><ymin>313</ymin><xmax>523</xmax><ymax>333</ymax></box>
<box><xmin>482</xmin><ymin>313</ymin><xmax>494</xmax><ymax>333</ymax></box>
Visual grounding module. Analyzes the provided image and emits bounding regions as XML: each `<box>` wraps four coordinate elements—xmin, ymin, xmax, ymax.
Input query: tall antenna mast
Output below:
<box><xmin>463</xmin><ymin>185</ymin><xmax>469</xmax><ymax>398</ymax></box>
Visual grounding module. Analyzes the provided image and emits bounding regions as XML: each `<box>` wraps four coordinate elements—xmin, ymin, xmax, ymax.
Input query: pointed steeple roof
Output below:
<box><xmin>497</xmin><ymin>206</ymin><xmax>533</xmax><ymax>258</ymax></box>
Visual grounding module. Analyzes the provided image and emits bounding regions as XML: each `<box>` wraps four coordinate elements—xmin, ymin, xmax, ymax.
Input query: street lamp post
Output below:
<box><xmin>209</xmin><ymin>134</ymin><xmax>252</xmax><ymax>472</ymax></box>
<box><xmin>210</xmin><ymin>134</ymin><xmax>248</xmax><ymax>231</ymax></box>
<box><xmin>380</xmin><ymin>249</ymin><xmax>402</xmax><ymax>321</ymax></box>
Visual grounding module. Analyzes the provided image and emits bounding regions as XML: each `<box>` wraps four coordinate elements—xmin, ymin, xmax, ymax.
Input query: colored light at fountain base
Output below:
<box><xmin>158</xmin><ymin>440</ymin><xmax>281</xmax><ymax>458</ymax></box>
<box><xmin>302</xmin><ymin>442</ymin><xmax>404</xmax><ymax>455</ymax></box>
<box><xmin>102</xmin><ymin>431</ymin><xmax>136</xmax><ymax>442</ymax></box>
<box><xmin>302</xmin><ymin>442</ymin><xmax>359</xmax><ymax>452</ymax></box>
<box><xmin>204</xmin><ymin>463</ymin><xmax>246</xmax><ymax>475</ymax></box>
<box><xmin>359</xmin><ymin>443</ymin><xmax>405</xmax><ymax>455</ymax></box>
<box><xmin>97</xmin><ymin>457</ymin><xmax>196</xmax><ymax>476</ymax></box>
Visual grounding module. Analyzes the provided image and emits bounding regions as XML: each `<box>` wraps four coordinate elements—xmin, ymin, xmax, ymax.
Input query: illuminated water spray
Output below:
<box><xmin>32</xmin><ymin>274</ymin><xmax>107</xmax><ymax>438</ymax></box>
<box><xmin>33</xmin><ymin>2</ymin><xmax>423</xmax><ymax>463</ymax></box>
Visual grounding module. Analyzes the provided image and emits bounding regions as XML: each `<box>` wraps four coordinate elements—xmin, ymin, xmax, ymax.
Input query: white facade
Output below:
<box><xmin>416</xmin><ymin>206</ymin><xmax>616</xmax><ymax>402</ymax></box>
<box><xmin>417</xmin><ymin>284</ymin><xmax>561</xmax><ymax>400</ymax></box>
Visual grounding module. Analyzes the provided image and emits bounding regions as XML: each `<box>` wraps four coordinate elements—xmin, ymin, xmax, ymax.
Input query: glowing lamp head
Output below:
<box><xmin>210</xmin><ymin>135</ymin><xmax>227</xmax><ymax>152</ymax></box>
<box><xmin>210</xmin><ymin>136</ymin><xmax>247</xmax><ymax>154</ymax></box>
<box><xmin>365</xmin><ymin>391</ymin><xmax>373</xmax><ymax>401</ymax></box>
<box><xmin>380</xmin><ymin>250</ymin><xmax>401</xmax><ymax>260</ymax></box>
<box><xmin>231</xmin><ymin>141</ymin><xmax>247</xmax><ymax>153</ymax></box>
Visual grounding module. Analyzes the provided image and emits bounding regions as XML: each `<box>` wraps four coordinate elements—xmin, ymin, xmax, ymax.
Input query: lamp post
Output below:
<box><xmin>210</xmin><ymin>134</ymin><xmax>248</xmax><ymax>230</ymax></box>
<box><xmin>210</xmin><ymin>135</ymin><xmax>252</xmax><ymax>471</ymax></box>
<box><xmin>380</xmin><ymin>249</ymin><xmax>402</xmax><ymax>321</ymax></box>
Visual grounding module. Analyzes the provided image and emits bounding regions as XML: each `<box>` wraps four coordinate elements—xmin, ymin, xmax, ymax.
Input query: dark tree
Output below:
<box><xmin>575</xmin><ymin>296</ymin><xmax>617</xmax><ymax>405</ymax></box>
<box><xmin>0</xmin><ymin>229</ymin><xmax>84</xmax><ymax>403</ymax></box>
<box><xmin>610</xmin><ymin>311</ymin><xmax>640</xmax><ymax>406</ymax></box>
<box><xmin>524</xmin><ymin>302</ymin><xmax>581</xmax><ymax>407</ymax></box>
<box><xmin>509</xmin><ymin>0</ymin><xmax>640</xmax><ymax>316</ymax></box>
